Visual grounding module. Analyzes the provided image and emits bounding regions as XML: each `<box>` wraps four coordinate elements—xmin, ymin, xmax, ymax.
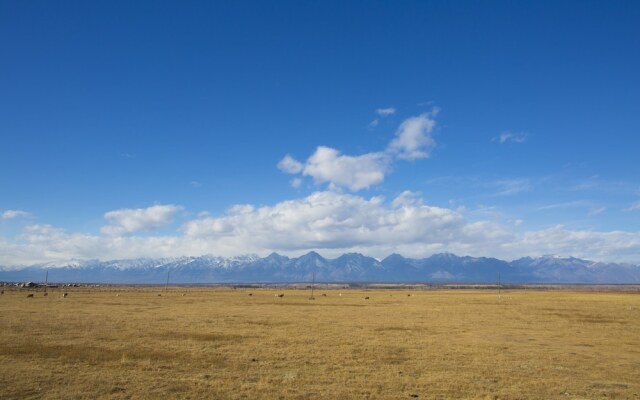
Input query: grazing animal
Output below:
<box><xmin>62</xmin><ymin>293</ymin><xmax>68</xmax><ymax>298</ymax></box>
<box><xmin>1</xmin><ymin>290</ymin><xmax>4</xmax><ymax>295</ymax></box>
<box><xmin>277</xmin><ymin>293</ymin><xmax>284</xmax><ymax>298</ymax></box>
<box><xmin>115</xmin><ymin>294</ymin><xmax>120</xmax><ymax>297</ymax></box>
<box><xmin>27</xmin><ymin>294</ymin><xmax>34</xmax><ymax>298</ymax></box>
<box><xmin>182</xmin><ymin>293</ymin><xmax>186</xmax><ymax>297</ymax></box>
<box><xmin>322</xmin><ymin>294</ymin><xmax>327</xmax><ymax>297</ymax></box>
<box><xmin>248</xmin><ymin>293</ymin><xmax>253</xmax><ymax>296</ymax></box>
<box><xmin>158</xmin><ymin>294</ymin><xmax>162</xmax><ymax>297</ymax></box>
<box><xmin>407</xmin><ymin>294</ymin><xmax>412</xmax><ymax>297</ymax></box>
<box><xmin>364</xmin><ymin>296</ymin><xmax>370</xmax><ymax>300</ymax></box>
<box><xmin>44</xmin><ymin>292</ymin><xmax>48</xmax><ymax>297</ymax></box>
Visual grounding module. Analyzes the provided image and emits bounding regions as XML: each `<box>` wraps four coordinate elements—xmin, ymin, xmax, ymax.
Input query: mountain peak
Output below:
<box><xmin>382</xmin><ymin>253</ymin><xmax>406</xmax><ymax>262</ymax></box>
<box><xmin>266</xmin><ymin>252</ymin><xmax>288</xmax><ymax>260</ymax></box>
<box><xmin>300</xmin><ymin>251</ymin><xmax>323</xmax><ymax>259</ymax></box>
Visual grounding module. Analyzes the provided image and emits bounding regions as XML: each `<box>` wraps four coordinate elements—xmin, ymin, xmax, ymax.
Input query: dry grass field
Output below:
<box><xmin>1</xmin><ymin>287</ymin><xmax>639</xmax><ymax>399</ymax></box>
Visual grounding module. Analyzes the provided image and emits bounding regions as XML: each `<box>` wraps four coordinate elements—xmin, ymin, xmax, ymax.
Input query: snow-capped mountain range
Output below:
<box><xmin>1</xmin><ymin>252</ymin><xmax>639</xmax><ymax>284</ymax></box>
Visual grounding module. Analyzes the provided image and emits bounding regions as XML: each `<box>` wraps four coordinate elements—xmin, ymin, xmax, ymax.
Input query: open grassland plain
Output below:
<box><xmin>1</xmin><ymin>287</ymin><xmax>639</xmax><ymax>399</ymax></box>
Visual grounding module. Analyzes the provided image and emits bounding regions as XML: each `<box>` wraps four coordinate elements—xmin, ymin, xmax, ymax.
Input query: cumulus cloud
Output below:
<box><xmin>301</xmin><ymin>147</ymin><xmax>390</xmax><ymax>191</ymax></box>
<box><xmin>277</xmin><ymin>155</ymin><xmax>304</xmax><ymax>174</ymax></box>
<box><xmin>387</xmin><ymin>110</ymin><xmax>438</xmax><ymax>160</ymax></box>
<box><xmin>281</xmin><ymin>110</ymin><xmax>439</xmax><ymax>191</ymax></box>
<box><xmin>2</xmin><ymin>192</ymin><xmax>640</xmax><ymax>266</ymax></box>
<box><xmin>182</xmin><ymin>190</ymin><xmax>498</xmax><ymax>253</ymax></box>
<box><xmin>1</xmin><ymin>210</ymin><xmax>31</xmax><ymax>219</ymax></box>
<box><xmin>101</xmin><ymin>204</ymin><xmax>182</xmax><ymax>236</ymax></box>
<box><xmin>504</xmin><ymin>225</ymin><xmax>640</xmax><ymax>261</ymax></box>
<box><xmin>493</xmin><ymin>131</ymin><xmax>527</xmax><ymax>144</ymax></box>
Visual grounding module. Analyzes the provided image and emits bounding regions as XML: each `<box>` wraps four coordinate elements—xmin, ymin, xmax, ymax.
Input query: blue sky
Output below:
<box><xmin>1</xmin><ymin>1</ymin><xmax>639</xmax><ymax>265</ymax></box>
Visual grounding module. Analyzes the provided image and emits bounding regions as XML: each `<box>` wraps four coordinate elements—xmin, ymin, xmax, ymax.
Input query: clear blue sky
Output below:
<box><xmin>1</xmin><ymin>1</ymin><xmax>639</xmax><ymax>265</ymax></box>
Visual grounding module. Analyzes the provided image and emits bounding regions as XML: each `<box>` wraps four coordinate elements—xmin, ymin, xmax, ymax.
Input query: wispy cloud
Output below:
<box><xmin>587</xmin><ymin>206</ymin><xmax>606</xmax><ymax>217</ymax></box>
<box><xmin>491</xmin><ymin>179</ymin><xmax>531</xmax><ymax>196</ymax></box>
<box><xmin>376</xmin><ymin>107</ymin><xmax>396</xmax><ymax>117</ymax></box>
<box><xmin>1</xmin><ymin>210</ymin><xmax>31</xmax><ymax>220</ymax></box>
<box><xmin>569</xmin><ymin>176</ymin><xmax>639</xmax><ymax>195</ymax></box>
<box><xmin>492</xmin><ymin>131</ymin><xmax>527</xmax><ymax>144</ymax></box>
<box><xmin>536</xmin><ymin>200</ymin><xmax>591</xmax><ymax>211</ymax></box>
<box><xmin>625</xmin><ymin>201</ymin><xmax>640</xmax><ymax>212</ymax></box>
<box><xmin>369</xmin><ymin>106</ymin><xmax>396</xmax><ymax>128</ymax></box>
<box><xmin>290</xmin><ymin>178</ymin><xmax>303</xmax><ymax>188</ymax></box>
<box><xmin>190</xmin><ymin>181</ymin><xmax>202</xmax><ymax>188</ymax></box>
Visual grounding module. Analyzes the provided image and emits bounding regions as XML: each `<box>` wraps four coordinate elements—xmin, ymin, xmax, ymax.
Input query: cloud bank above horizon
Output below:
<box><xmin>2</xmin><ymin>191</ymin><xmax>640</xmax><ymax>266</ymax></box>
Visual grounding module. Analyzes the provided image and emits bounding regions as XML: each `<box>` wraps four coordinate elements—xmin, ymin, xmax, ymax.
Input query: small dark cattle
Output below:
<box><xmin>27</xmin><ymin>294</ymin><xmax>34</xmax><ymax>298</ymax></box>
<box><xmin>364</xmin><ymin>296</ymin><xmax>370</xmax><ymax>300</ymax></box>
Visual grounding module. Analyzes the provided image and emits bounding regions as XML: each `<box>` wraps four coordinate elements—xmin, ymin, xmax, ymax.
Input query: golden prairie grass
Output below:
<box><xmin>1</xmin><ymin>287</ymin><xmax>639</xmax><ymax>399</ymax></box>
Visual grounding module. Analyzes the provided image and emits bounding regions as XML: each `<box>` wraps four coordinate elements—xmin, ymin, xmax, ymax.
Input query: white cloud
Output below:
<box><xmin>493</xmin><ymin>131</ymin><xmax>528</xmax><ymax>144</ymax></box>
<box><xmin>369</xmin><ymin>107</ymin><xmax>396</xmax><ymax>128</ymax></box>
<box><xmin>277</xmin><ymin>154</ymin><xmax>304</xmax><ymax>174</ymax></box>
<box><xmin>281</xmin><ymin>110</ymin><xmax>439</xmax><ymax>191</ymax></box>
<box><xmin>302</xmin><ymin>147</ymin><xmax>390</xmax><ymax>191</ymax></box>
<box><xmin>376</xmin><ymin>107</ymin><xmax>396</xmax><ymax>117</ymax></box>
<box><xmin>504</xmin><ymin>225</ymin><xmax>640</xmax><ymax>261</ymax></box>
<box><xmin>1</xmin><ymin>210</ymin><xmax>31</xmax><ymax>219</ymax></box>
<box><xmin>387</xmin><ymin>110</ymin><xmax>438</xmax><ymax>160</ymax></box>
<box><xmin>101</xmin><ymin>204</ymin><xmax>183</xmax><ymax>236</ymax></box>
<box><xmin>182</xmin><ymin>191</ymin><xmax>487</xmax><ymax>253</ymax></box>
<box><xmin>2</xmin><ymin>192</ymin><xmax>640</xmax><ymax>266</ymax></box>
<box><xmin>190</xmin><ymin>181</ymin><xmax>202</xmax><ymax>188</ymax></box>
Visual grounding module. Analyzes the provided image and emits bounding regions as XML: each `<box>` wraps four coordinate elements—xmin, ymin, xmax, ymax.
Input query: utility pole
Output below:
<box><xmin>44</xmin><ymin>270</ymin><xmax>48</xmax><ymax>293</ymax></box>
<box><xmin>165</xmin><ymin>270</ymin><xmax>170</xmax><ymax>293</ymax></box>
<box><xmin>309</xmin><ymin>271</ymin><xmax>316</xmax><ymax>300</ymax></box>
